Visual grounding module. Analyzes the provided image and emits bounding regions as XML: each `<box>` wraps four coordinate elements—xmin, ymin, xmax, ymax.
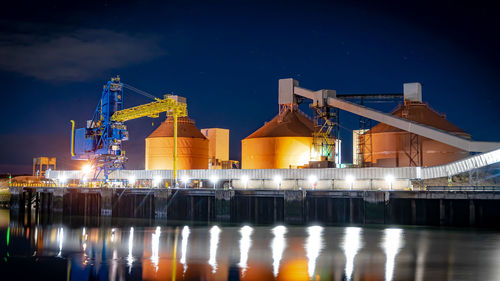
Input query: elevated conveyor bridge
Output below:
<box><xmin>280</xmin><ymin>78</ymin><xmax>500</xmax><ymax>153</ymax></box>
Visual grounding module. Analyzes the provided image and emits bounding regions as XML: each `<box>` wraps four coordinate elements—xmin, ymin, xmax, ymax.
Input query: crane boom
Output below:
<box><xmin>111</xmin><ymin>96</ymin><xmax>187</xmax><ymax>122</ymax></box>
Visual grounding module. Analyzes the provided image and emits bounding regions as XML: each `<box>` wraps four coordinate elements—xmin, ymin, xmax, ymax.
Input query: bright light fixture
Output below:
<box><xmin>153</xmin><ymin>176</ymin><xmax>162</xmax><ymax>187</ymax></box>
<box><xmin>273</xmin><ymin>175</ymin><xmax>282</xmax><ymax>186</ymax></box>
<box><xmin>346</xmin><ymin>175</ymin><xmax>355</xmax><ymax>190</ymax></box>
<box><xmin>58</xmin><ymin>175</ymin><xmax>67</xmax><ymax>184</ymax></box>
<box><xmin>241</xmin><ymin>175</ymin><xmax>249</xmax><ymax>184</ymax></box>
<box><xmin>308</xmin><ymin>175</ymin><xmax>318</xmax><ymax>185</ymax></box>
<box><xmin>129</xmin><ymin>175</ymin><xmax>136</xmax><ymax>185</ymax></box>
<box><xmin>385</xmin><ymin>175</ymin><xmax>395</xmax><ymax>190</ymax></box>
<box><xmin>82</xmin><ymin>164</ymin><xmax>92</xmax><ymax>174</ymax></box>
<box><xmin>210</xmin><ymin>175</ymin><xmax>218</xmax><ymax>184</ymax></box>
<box><xmin>385</xmin><ymin>175</ymin><xmax>394</xmax><ymax>183</ymax></box>
<box><xmin>345</xmin><ymin>175</ymin><xmax>355</xmax><ymax>184</ymax></box>
<box><xmin>241</xmin><ymin>175</ymin><xmax>249</xmax><ymax>188</ymax></box>
<box><xmin>181</xmin><ymin>175</ymin><xmax>190</xmax><ymax>183</ymax></box>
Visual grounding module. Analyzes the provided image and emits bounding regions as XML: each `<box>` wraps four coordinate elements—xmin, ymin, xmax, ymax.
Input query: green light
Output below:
<box><xmin>6</xmin><ymin>227</ymin><xmax>9</xmax><ymax>246</ymax></box>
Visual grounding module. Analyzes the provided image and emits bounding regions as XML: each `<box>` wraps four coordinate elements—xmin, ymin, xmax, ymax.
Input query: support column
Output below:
<box><xmin>284</xmin><ymin>190</ymin><xmax>304</xmax><ymax>224</ymax></box>
<box><xmin>9</xmin><ymin>186</ymin><xmax>22</xmax><ymax>223</ymax></box>
<box><xmin>364</xmin><ymin>191</ymin><xmax>386</xmax><ymax>224</ymax></box>
<box><xmin>154</xmin><ymin>189</ymin><xmax>171</xmax><ymax>220</ymax></box>
<box><xmin>469</xmin><ymin>200</ymin><xmax>475</xmax><ymax>226</ymax></box>
<box><xmin>411</xmin><ymin>199</ymin><xmax>417</xmax><ymax>225</ymax></box>
<box><xmin>348</xmin><ymin>198</ymin><xmax>355</xmax><ymax>223</ymax></box>
<box><xmin>52</xmin><ymin>188</ymin><xmax>65</xmax><ymax>224</ymax></box>
<box><xmin>101</xmin><ymin>188</ymin><xmax>113</xmax><ymax>216</ymax></box>
<box><xmin>26</xmin><ymin>191</ymin><xmax>32</xmax><ymax>225</ymax></box>
<box><xmin>439</xmin><ymin>199</ymin><xmax>446</xmax><ymax>226</ymax></box>
<box><xmin>53</xmin><ymin>188</ymin><xmax>65</xmax><ymax>213</ymax></box>
<box><xmin>215</xmin><ymin>190</ymin><xmax>234</xmax><ymax>223</ymax></box>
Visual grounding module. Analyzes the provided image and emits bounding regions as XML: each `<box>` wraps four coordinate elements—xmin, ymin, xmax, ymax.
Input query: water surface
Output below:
<box><xmin>1</xmin><ymin>209</ymin><xmax>500</xmax><ymax>281</ymax></box>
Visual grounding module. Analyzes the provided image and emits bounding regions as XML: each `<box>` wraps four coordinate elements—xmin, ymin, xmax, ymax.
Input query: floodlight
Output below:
<box><xmin>345</xmin><ymin>175</ymin><xmax>355</xmax><ymax>190</ymax></box>
<box><xmin>129</xmin><ymin>175</ymin><xmax>136</xmax><ymax>187</ymax></box>
<box><xmin>273</xmin><ymin>175</ymin><xmax>282</xmax><ymax>189</ymax></box>
<box><xmin>210</xmin><ymin>175</ymin><xmax>218</xmax><ymax>189</ymax></box>
<box><xmin>82</xmin><ymin>164</ymin><xmax>92</xmax><ymax>175</ymax></box>
<box><xmin>241</xmin><ymin>175</ymin><xmax>249</xmax><ymax>189</ymax></box>
<box><xmin>153</xmin><ymin>176</ymin><xmax>162</xmax><ymax>187</ymax></box>
<box><xmin>181</xmin><ymin>175</ymin><xmax>190</xmax><ymax>188</ymax></box>
<box><xmin>308</xmin><ymin>175</ymin><xmax>318</xmax><ymax>186</ymax></box>
<box><xmin>385</xmin><ymin>175</ymin><xmax>394</xmax><ymax>190</ymax></box>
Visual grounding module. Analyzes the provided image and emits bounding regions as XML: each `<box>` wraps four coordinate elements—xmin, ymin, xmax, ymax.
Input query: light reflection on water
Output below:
<box><xmin>180</xmin><ymin>225</ymin><xmax>190</xmax><ymax>273</ymax></box>
<box><xmin>151</xmin><ymin>226</ymin><xmax>160</xmax><ymax>272</ymax></box>
<box><xmin>342</xmin><ymin>227</ymin><xmax>362</xmax><ymax>281</ymax></box>
<box><xmin>238</xmin><ymin>225</ymin><xmax>253</xmax><ymax>276</ymax></box>
<box><xmin>305</xmin><ymin>225</ymin><xmax>323</xmax><ymax>278</ymax></box>
<box><xmin>382</xmin><ymin>228</ymin><xmax>403</xmax><ymax>281</ymax></box>
<box><xmin>1</xmin><ymin>220</ymin><xmax>500</xmax><ymax>280</ymax></box>
<box><xmin>271</xmin><ymin>225</ymin><xmax>287</xmax><ymax>277</ymax></box>
<box><xmin>208</xmin><ymin>225</ymin><xmax>221</xmax><ymax>274</ymax></box>
<box><xmin>127</xmin><ymin>226</ymin><xmax>134</xmax><ymax>272</ymax></box>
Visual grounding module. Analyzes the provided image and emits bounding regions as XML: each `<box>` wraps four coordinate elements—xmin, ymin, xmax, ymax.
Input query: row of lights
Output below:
<box><xmin>61</xmin><ymin>173</ymin><xmax>396</xmax><ymax>188</ymax></box>
<box><xmin>72</xmin><ymin>163</ymin><xmax>395</xmax><ymax>190</ymax></box>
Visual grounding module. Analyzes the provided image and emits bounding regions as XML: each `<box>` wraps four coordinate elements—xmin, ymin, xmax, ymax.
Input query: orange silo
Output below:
<box><xmin>361</xmin><ymin>102</ymin><xmax>470</xmax><ymax>167</ymax></box>
<box><xmin>242</xmin><ymin>109</ymin><xmax>314</xmax><ymax>169</ymax></box>
<box><xmin>145</xmin><ymin>117</ymin><xmax>209</xmax><ymax>170</ymax></box>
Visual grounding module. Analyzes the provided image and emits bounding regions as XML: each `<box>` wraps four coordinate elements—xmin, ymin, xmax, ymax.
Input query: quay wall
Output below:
<box><xmin>8</xmin><ymin>186</ymin><xmax>500</xmax><ymax>228</ymax></box>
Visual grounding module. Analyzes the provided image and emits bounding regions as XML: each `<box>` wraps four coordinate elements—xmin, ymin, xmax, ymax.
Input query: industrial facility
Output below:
<box><xmin>44</xmin><ymin>77</ymin><xmax>499</xmax><ymax>190</ymax></box>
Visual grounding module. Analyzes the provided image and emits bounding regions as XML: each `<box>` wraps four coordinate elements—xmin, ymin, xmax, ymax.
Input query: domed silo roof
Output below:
<box><xmin>369</xmin><ymin>103</ymin><xmax>469</xmax><ymax>135</ymax></box>
<box><xmin>146</xmin><ymin>117</ymin><xmax>209</xmax><ymax>170</ymax></box>
<box><xmin>242</xmin><ymin>109</ymin><xmax>314</xmax><ymax>169</ymax></box>
<box><xmin>361</xmin><ymin>102</ymin><xmax>470</xmax><ymax>167</ymax></box>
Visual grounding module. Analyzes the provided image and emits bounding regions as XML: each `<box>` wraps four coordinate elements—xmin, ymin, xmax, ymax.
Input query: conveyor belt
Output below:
<box><xmin>326</xmin><ymin>97</ymin><xmax>500</xmax><ymax>152</ymax></box>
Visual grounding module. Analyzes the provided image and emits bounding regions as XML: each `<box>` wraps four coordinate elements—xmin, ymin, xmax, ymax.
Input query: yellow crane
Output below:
<box><xmin>112</xmin><ymin>95</ymin><xmax>188</xmax><ymax>185</ymax></box>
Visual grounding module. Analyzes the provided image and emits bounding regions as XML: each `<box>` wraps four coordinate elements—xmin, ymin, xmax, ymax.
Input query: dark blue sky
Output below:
<box><xmin>1</xmin><ymin>0</ymin><xmax>499</xmax><ymax>173</ymax></box>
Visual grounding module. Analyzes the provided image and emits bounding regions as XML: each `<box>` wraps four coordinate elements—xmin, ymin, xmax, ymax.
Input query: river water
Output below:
<box><xmin>1</xmin><ymin>209</ymin><xmax>500</xmax><ymax>281</ymax></box>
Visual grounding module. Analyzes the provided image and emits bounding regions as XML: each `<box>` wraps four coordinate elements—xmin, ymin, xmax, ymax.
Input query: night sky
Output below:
<box><xmin>1</xmin><ymin>0</ymin><xmax>499</xmax><ymax>174</ymax></box>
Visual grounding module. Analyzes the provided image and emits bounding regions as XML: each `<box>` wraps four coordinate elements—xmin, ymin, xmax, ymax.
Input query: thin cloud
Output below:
<box><xmin>0</xmin><ymin>28</ymin><xmax>165</xmax><ymax>81</ymax></box>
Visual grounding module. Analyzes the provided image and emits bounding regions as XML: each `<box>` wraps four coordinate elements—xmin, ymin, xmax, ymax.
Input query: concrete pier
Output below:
<box><xmin>8</xmin><ymin>186</ymin><xmax>500</xmax><ymax>228</ymax></box>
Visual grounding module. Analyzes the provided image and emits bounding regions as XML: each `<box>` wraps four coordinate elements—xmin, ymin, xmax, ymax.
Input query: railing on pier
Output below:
<box><xmin>426</xmin><ymin>186</ymin><xmax>500</xmax><ymax>192</ymax></box>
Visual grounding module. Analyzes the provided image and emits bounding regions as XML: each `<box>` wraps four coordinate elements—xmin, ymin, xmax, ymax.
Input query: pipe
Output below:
<box><xmin>70</xmin><ymin>120</ymin><xmax>76</xmax><ymax>157</ymax></box>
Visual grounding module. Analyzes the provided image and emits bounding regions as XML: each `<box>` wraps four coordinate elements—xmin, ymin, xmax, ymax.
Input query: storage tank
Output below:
<box><xmin>145</xmin><ymin>117</ymin><xmax>209</xmax><ymax>170</ymax></box>
<box><xmin>360</xmin><ymin>102</ymin><xmax>470</xmax><ymax>167</ymax></box>
<box><xmin>242</xmin><ymin>109</ymin><xmax>314</xmax><ymax>169</ymax></box>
